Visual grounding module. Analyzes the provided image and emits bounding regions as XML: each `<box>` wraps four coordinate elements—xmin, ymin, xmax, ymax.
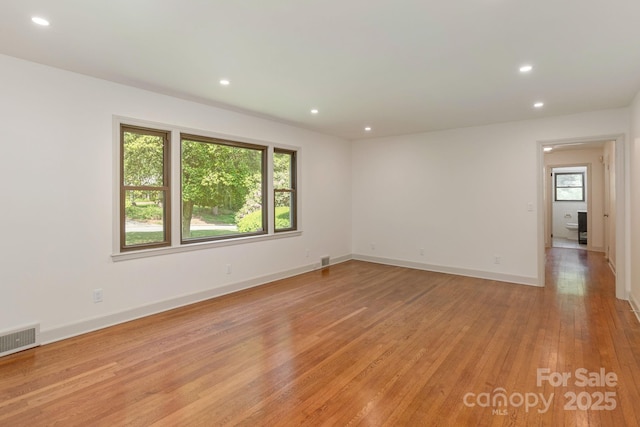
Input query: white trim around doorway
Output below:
<box><xmin>537</xmin><ymin>134</ymin><xmax>628</xmax><ymax>300</ymax></box>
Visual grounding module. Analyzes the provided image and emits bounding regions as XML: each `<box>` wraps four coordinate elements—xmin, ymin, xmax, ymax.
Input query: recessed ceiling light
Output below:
<box><xmin>31</xmin><ymin>16</ymin><xmax>50</xmax><ymax>26</ymax></box>
<box><xmin>364</xmin><ymin>127</ymin><xmax>372</xmax><ymax>132</ymax></box>
<box><xmin>519</xmin><ymin>64</ymin><xmax>533</xmax><ymax>73</ymax></box>
<box><xmin>533</xmin><ymin>102</ymin><xmax>544</xmax><ymax>108</ymax></box>
<box><xmin>310</xmin><ymin>109</ymin><xmax>319</xmax><ymax>114</ymax></box>
<box><xmin>219</xmin><ymin>79</ymin><xmax>230</xmax><ymax>86</ymax></box>
<box><xmin>544</xmin><ymin>147</ymin><xmax>553</xmax><ymax>152</ymax></box>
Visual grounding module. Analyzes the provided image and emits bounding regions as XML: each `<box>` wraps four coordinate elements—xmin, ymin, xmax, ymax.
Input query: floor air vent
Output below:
<box><xmin>321</xmin><ymin>256</ymin><xmax>330</xmax><ymax>268</ymax></box>
<box><xmin>0</xmin><ymin>324</ymin><xmax>40</xmax><ymax>357</ymax></box>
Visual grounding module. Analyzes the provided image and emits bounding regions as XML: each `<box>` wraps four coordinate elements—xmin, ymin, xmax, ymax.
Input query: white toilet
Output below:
<box><xmin>565</xmin><ymin>222</ymin><xmax>579</xmax><ymax>240</ymax></box>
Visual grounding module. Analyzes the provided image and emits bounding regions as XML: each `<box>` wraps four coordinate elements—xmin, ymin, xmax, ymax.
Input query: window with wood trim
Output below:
<box><xmin>117</xmin><ymin>121</ymin><xmax>299</xmax><ymax>256</ymax></box>
<box><xmin>180</xmin><ymin>134</ymin><xmax>267</xmax><ymax>243</ymax></box>
<box><xmin>120</xmin><ymin>125</ymin><xmax>171</xmax><ymax>250</ymax></box>
<box><xmin>273</xmin><ymin>149</ymin><xmax>297</xmax><ymax>232</ymax></box>
<box><xmin>555</xmin><ymin>172</ymin><xmax>585</xmax><ymax>201</ymax></box>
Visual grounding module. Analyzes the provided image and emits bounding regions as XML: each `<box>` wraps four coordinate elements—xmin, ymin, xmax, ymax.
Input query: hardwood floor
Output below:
<box><xmin>1</xmin><ymin>249</ymin><xmax>639</xmax><ymax>426</ymax></box>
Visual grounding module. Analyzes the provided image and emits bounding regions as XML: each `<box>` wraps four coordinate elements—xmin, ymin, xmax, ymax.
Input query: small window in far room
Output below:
<box><xmin>555</xmin><ymin>172</ymin><xmax>585</xmax><ymax>201</ymax></box>
<box><xmin>274</xmin><ymin>149</ymin><xmax>297</xmax><ymax>232</ymax></box>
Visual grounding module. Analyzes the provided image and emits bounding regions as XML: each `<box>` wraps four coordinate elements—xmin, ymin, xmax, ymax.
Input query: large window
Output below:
<box><xmin>555</xmin><ymin>172</ymin><xmax>585</xmax><ymax>201</ymax></box>
<box><xmin>118</xmin><ymin>122</ymin><xmax>298</xmax><ymax>255</ymax></box>
<box><xmin>274</xmin><ymin>149</ymin><xmax>297</xmax><ymax>231</ymax></box>
<box><xmin>120</xmin><ymin>125</ymin><xmax>171</xmax><ymax>251</ymax></box>
<box><xmin>180</xmin><ymin>134</ymin><xmax>267</xmax><ymax>243</ymax></box>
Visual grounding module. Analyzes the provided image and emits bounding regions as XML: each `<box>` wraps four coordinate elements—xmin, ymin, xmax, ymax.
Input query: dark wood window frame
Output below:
<box><xmin>117</xmin><ymin>121</ymin><xmax>300</xmax><ymax>256</ymax></box>
<box><xmin>180</xmin><ymin>133</ymin><xmax>268</xmax><ymax>244</ymax></box>
<box><xmin>274</xmin><ymin>148</ymin><xmax>297</xmax><ymax>232</ymax></box>
<box><xmin>554</xmin><ymin>172</ymin><xmax>585</xmax><ymax>202</ymax></box>
<box><xmin>120</xmin><ymin>125</ymin><xmax>171</xmax><ymax>251</ymax></box>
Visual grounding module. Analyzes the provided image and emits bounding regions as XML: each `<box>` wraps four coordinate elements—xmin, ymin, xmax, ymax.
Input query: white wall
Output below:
<box><xmin>352</xmin><ymin>109</ymin><xmax>629</xmax><ymax>285</ymax></box>
<box><xmin>0</xmin><ymin>54</ymin><xmax>352</xmax><ymax>342</ymax></box>
<box><xmin>630</xmin><ymin>90</ymin><xmax>640</xmax><ymax>310</ymax></box>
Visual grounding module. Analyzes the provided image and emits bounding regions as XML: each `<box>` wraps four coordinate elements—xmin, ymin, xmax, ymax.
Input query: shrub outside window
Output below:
<box><xmin>274</xmin><ymin>149</ymin><xmax>296</xmax><ymax>232</ymax></box>
<box><xmin>555</xmin><ymin>172</ymin><xmax>585</xmax><ymax>201</ymax></box>
<box><xmin>180</xmin><ymin>134</ymin><xmax>267</xmax><ymax>243</ymax></box>
<box><xmin>120</xmin><ymin>125</ymin><xmax>171</xmax><ymax>251</ymax></box>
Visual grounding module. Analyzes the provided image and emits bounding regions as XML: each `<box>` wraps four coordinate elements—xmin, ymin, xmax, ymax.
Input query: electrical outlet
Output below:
<box><xmin>420</xmin><ymin>248</ymin><xmax>425</xmax><ymax>256</ymax></box>
<box><xmin>226</xmin><ymin>264</ymin><xmax>232</xmax><ymax>274</ymax></box>
<box><xmin>494</xmin><ymin>256</ymin><xmax>501</xmax><ymax>264</ymax></box>
<box><xmin>370</xmin><ymin>243</ymin><xmax>376</xmax><ymax>250</ymax></box>
<box><xmin>305</xmin><ymin>249</ymin><xmax>310</xmax><ymax>258</ymax></box>
<box><xmin>93</xmin><ymin>288</ymin><xmax>103</xmax><ymax>303</ymax></box>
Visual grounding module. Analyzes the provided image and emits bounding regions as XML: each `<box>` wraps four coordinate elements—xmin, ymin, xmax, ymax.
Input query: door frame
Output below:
<box><xmin>546</xmin><ymin>164</ymin><xmax>592</xmax><ymax>250</ymax></box>
<box><xmin>537</xmin><ymin>134</ymin><xmax>627</xmax><ymax>300</ymax></box>
<box><xmin>603</xmin><ymin>150</ymin><xmax>612</xmax><ymax>263</ymax></box>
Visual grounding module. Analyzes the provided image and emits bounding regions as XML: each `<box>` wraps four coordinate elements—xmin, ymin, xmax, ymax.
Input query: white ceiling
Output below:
<box><xmin>545</xmin><ymin>140</ymin><xmax>607</xmax><ymax>154</ymax></box>
<box><xmin>2</xmin><ymin>0</ymin><xmax>640</xmax><ymax>140</ymax></box>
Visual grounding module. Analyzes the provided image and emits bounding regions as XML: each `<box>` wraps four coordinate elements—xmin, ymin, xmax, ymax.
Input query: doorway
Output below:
<box><xmin>549</xmin><ymin>166</ymin><xmax>589</xmax><ymax>250</ymax></box>
<box><xmin>538</xmin><ymin>135</ymin><xmax>626</xmax><ymax>300</ymax></box>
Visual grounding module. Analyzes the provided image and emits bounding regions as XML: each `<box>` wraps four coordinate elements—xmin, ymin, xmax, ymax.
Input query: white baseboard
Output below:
<box><xmin>629</xmin><ymin>293</ymin><xmax>640</xmax><ymax>325</ymax></box>
<box><xmin>352</xmin><ymin>254</ymin><xmax>539</xmax><ymax>287</ymax></box>
<box><xmin>40</xmin><ymin>254</ymin><xmax>352</xmax><ymax>345</ymax></box>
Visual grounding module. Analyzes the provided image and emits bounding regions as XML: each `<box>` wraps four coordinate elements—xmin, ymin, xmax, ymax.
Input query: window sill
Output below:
<box><xmin>112</xmin><ymin>230</ymin><xmax>302</xmax><ymax>262</ymax></box>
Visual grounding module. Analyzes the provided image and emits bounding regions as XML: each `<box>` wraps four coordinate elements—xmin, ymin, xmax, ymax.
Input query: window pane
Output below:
<box><xmin>556</xmin><ymin>188</ymin><xmax>583</xmax><ymax>201</ymax></box>
<box><xmin>274</xmin><ymin>152</ymin><xmax>292</xmax><ymax>188</ymax></box>
<box><xmin>556</xmin><ymin>173</ymin><xmax>583</xmax><ymax>188</ymax></box>
<box><xmin>181</xmin><ymin>137</ymin><xmax>265</xmax><ymax>241</ymax></box>
<box><xmin>274</xmin><ymin>150</ymin><xmax>296</xmax><ymax>232</ymax></box>
<box><xmin>275</xmin><ymin>192</ymin><xmax>293</xmax><ymax>230</ymax></box>
<box><xmin>555</xmin><ymin>172</ymin><xmax>584</xmax><ymax>201</ymax></box>
<box><xmin>121</xmin><ymin>125</ymin><xmax>170</xmax><ymax>251</ymax></box>
<box><xmin>123</xmin><ymin>131</ymin><xmax>165</xmax><ymax>186</ymax></box>
<box><xmin>124</xmin><ymin>190</ymin><xmax>167</xmax><ymax>246</ymax></box>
